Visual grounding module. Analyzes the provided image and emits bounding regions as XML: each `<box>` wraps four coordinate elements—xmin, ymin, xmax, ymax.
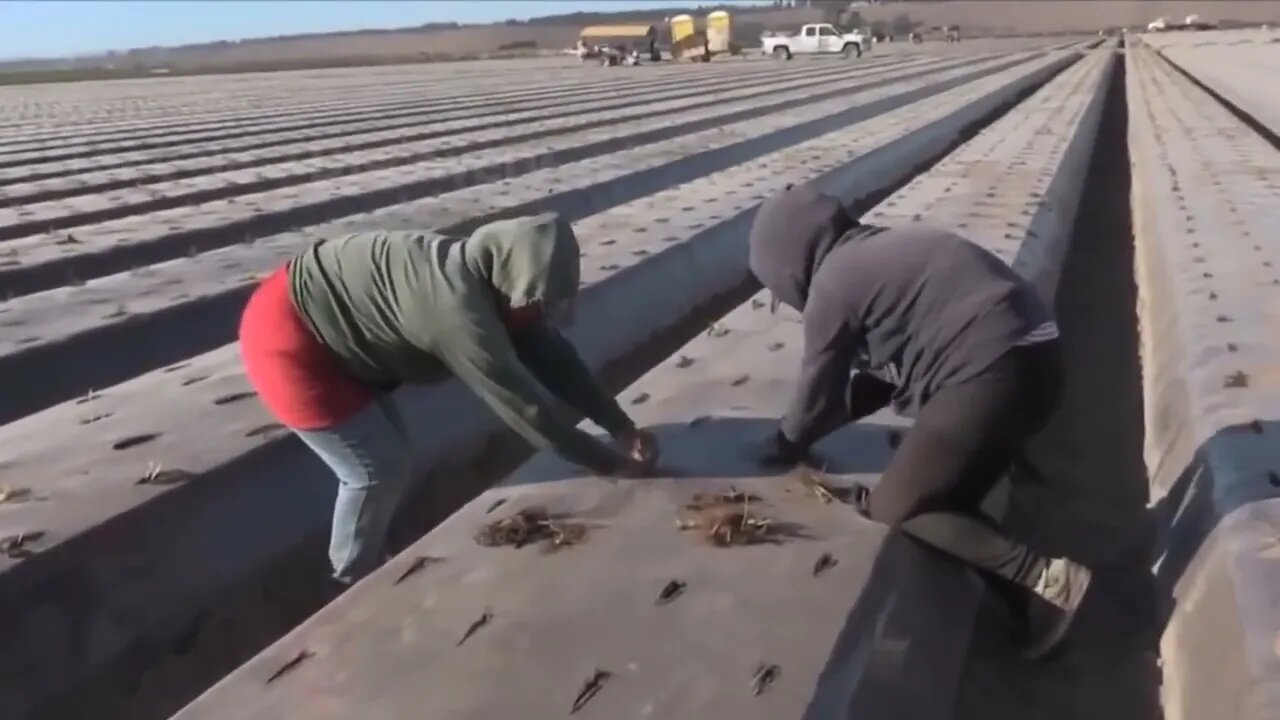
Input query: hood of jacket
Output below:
<box><xmin>748</xmin><ymin>182</ymin><xmax>858</xmax><ymax>312</ymax></box>
<box><xmin>463</xmin><ymin>212</ymin><xmax>582</xmax><ymax>311</ymax></box>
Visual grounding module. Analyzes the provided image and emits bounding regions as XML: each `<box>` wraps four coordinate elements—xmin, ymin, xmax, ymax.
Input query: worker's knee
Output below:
<box><xmin>866</xmin><ymin>483</ymin><xmax>959</xmax><ymax>528</ymax></box>
<box><xmin>864</xmin><ymin>491</ymin><xmax>917</xmax><ymax>528</ymax></box>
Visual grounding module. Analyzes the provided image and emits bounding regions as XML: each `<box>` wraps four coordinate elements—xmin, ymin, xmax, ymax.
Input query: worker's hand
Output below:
<box><xmin>754</xmin><ymin>428</ymin><xmax>809</xmax><ymax>469</ymax></box>
<box><xmin>616</xmin><ymin>427</ymin><xmax>660</xmax><ymax>472</ymax></box>
<box><xmin>850</xmin><ymin>482</ymin><xmax>874</xmax><ymax>519</ymax></box>
<box><xmin>754</xmin><ymin>436</ymin><xmax>831</xmax><ymax>476</ymax></box>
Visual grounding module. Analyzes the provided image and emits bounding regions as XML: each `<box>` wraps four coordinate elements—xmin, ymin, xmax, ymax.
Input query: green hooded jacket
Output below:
<box><xmin>288</xmin><ymin>213</ymin><xmax>635</xmax><ymax>474</ymax></box>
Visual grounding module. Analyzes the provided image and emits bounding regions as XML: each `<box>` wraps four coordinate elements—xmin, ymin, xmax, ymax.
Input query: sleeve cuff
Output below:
<box><xmin>774</xmin><ymin>427</ymin><xmax>807</xmax><ymax>460</ymax></box>
<box><xmin>596</xmin><ymin>403</ymin><xmax>637</xmax><ymax>438</ymax></box>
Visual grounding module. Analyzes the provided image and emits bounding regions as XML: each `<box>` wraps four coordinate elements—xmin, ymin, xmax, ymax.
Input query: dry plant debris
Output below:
<box><xmin>1225</xmin><ymin>370</ymin><xmax>1250</xmax><ymax>388</ymax></box>
<box><xmin>474</xmin><ymin>506</ymin><xmax>587</xmax><ymax>552</ymax></box>
<box><xmin>456</xmin><ymin>608</ymin><xmax>493</xmax><ymax>647</ymax></box>
<box><xmin>571</xmin><ymin>669</ymin><xmax>612</xmax><ymax>714</ymax></box>
<box><xmin>655</xmin><ymin>579</ymin><xmax>687</xmax><ymax>606</ymax></box>
<box><xmin>706</xmin><ymin>322</ymin><xmax>730</xmax><ymax>338</ymax></box>
<box><xmin>265</xmin><ymin>649</ymin><xmax>314</xmax><ymax>684</ymax></box>
<box><xmin>676</xmin><ymin>487</ymin><xmax>779</xmax><ymax>547</ymax></box>
<box><xmin>704</xmin><ymin>511</ymin><xmax>774</xmax><ymax>547</ymax></box>
<box><xmin>686</xmin><ymin>488</ymin><xmax>761</xmax><ymax>507</ymax></box>
<box><xmin>392</xmin><ymin>555</ymin><xmax>444</xmax><ymax>586</ymax></box>
<box><xmin>0</xmin><ymin>485</ymin><xmax>33</xmax><ymax>504</ymax></box>
<box><xmin>791</xmin><ymin>467</ymin><xmax>851</xmax><ymax>504</ymax></box>
<box><xmin>136</xmin><ymin>462</ymin><xmax>194</xmax><ymax>486</ymax></box>
<box><xmin>813</xmin><ymin>552</ymin><xmax>838</xmax><ymax>577</ymax></box>
<box><xmin>752</xmin><ymin>663</ymin><xmax>781</xmax><ymax>695</ymax></box>
<box><xmin>0</xmin><ymin>531</ymin><xmax>44</xmax><ymax>559</ymax></box>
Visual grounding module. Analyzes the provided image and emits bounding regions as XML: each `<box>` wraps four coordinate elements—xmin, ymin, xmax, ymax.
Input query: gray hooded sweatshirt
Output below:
<box><xmin>748</xmin><ymin>182</ymin><xmax>1053</xmax><ymax>448</ymax></box>
<box><xmin>288</xmin><ymin>213</ymin><xmax>635</xmax><ymax>474</ymax></box>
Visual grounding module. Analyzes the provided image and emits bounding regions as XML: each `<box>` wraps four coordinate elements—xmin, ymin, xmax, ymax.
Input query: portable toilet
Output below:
<box><xmin>669</xmin><ymin>14</ymin><xmax>696</xmax><ymax>46</ymax></box>
<box><xmin>668</xmin><ymin>13</ymin><xmax>709</xmax><ymax>61</ymax></box>
<box><xmin>705</xmin><ymin>10</ymin><xmax>732</xmax><ymax>54</ymax></box>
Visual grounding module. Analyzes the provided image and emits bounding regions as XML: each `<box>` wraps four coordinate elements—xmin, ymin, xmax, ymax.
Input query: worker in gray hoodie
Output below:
<box><xmin>748</xmin><ymin>182</ymin><xmax>1091</xmax><ymax>660</ymax></box>
<box><xmin>239</xmin><ymin>213</ymin><xmax>658</xmax><ymax>585</ymax></box>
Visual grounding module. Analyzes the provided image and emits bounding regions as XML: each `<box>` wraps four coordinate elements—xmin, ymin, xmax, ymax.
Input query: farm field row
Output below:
<box><xmin>1</xmin><ymin>32</ymin><xmax>1277</xmax><ymax>720</ymax></box>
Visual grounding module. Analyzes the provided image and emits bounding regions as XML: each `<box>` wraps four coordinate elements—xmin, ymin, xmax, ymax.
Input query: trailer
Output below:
<box><xmin>579</xmin><ymin>24</ymin><xmax>661</xmax><ymax>64</ymax></box>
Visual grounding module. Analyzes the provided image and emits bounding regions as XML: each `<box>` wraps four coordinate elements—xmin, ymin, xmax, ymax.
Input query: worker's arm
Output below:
<box><xmin>778</xmin><ymin>294</ymin><xmax>862</xmax><ymax>451</ymax></box>
<box><xmin>430</xmin><ymin>304</ymin><xmax>633</xmax><ymax>476</ymax></box>
<box><xmin>507</xmin><ymin>319</ymin><xmax>636</xmax><ymax>438</ymax></box>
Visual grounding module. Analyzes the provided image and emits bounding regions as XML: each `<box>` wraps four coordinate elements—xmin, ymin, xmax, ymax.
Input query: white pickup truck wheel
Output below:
<box><xmin>771</xmin><ymin>45</ymin><xmax>792</xmax><ymax>60</ymax></box>
<box><xmin>842</xmin><ymin>42</ymin><xmax>862</xmax><ymax>59</ymax></box>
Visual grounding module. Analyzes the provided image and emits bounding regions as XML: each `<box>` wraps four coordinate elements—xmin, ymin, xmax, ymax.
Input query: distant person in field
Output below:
<box><xmin>747</xmin><ymin>181</ymin><xmax>1092</xmax><ymax>660</ymax></box>
<box><xmin>238</xmin><ymin>213</ymin><xmax>659</xmax><ymax>585</ymax></box>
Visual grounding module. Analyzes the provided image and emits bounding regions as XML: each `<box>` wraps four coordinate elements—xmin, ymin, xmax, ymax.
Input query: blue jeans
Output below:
<box><xmin>294</xmin><ymin>396</ymin><xmax>413</xmax><ymax>585</ymax></box>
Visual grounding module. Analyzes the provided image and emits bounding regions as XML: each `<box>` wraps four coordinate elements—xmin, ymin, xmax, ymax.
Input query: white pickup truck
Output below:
<box><xmin>761</xmin><ymin>23</ymin><xmax>867</xmax><ymax>60</ymax></box>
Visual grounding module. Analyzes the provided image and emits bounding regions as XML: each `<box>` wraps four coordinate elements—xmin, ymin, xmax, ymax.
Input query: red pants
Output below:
<box><xmin>238</xmin><ymin>264</ymin><xmax>376</xmax><ymax>430</ymax></box>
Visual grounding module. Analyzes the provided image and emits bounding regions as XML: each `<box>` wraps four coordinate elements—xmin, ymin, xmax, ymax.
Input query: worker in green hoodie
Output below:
<box><xmin>239</xmin><ymin>213</ymin><xmax>659</xmax><ymax>584</ymax></box>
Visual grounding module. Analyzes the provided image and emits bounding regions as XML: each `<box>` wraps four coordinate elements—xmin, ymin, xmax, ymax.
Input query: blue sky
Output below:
<box><xmin>0</xmin><ymin>1</ymin><xmax>771</xmax><ymax>60</ymax></box>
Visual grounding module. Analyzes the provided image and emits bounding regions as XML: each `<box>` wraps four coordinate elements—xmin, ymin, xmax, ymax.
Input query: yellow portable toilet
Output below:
<box><xmin>668</xmin><ymin>13</ymin><xmax>709</xmax><ymax>61</ymax></box>
<box><xmin>705</xmin><ymin>10</ymin><xmax>731</xmax><ymax>54</ymax></box>
<box><xmin>669</xmin><ymin>14</ymin><xmax>696</xmax><ymax>45</ymax></box>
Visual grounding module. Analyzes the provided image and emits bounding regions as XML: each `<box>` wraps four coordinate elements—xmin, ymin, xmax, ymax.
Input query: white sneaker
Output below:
<box><xmin>1021</xmin><ymin>557</ymin><xmax>1092</xmax><ymax>660</ymax></box>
